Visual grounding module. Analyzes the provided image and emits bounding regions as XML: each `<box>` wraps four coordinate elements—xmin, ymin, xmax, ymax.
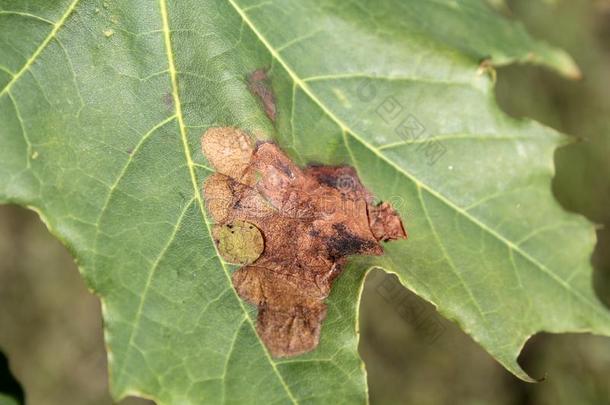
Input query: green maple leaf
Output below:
<box><xmin>0</xmin><ymin>0</ymin><xmax>607</xmax><ymax>404</ymax></box>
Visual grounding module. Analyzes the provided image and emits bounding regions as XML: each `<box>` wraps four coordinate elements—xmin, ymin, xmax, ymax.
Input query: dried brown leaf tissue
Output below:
<box><xmin>201</xmin><ymin>127</ymin><xmax>407</xmax><ymax>357</ymax></box>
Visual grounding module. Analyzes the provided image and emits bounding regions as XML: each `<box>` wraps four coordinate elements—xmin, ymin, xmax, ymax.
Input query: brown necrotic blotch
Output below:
<box><xmin>248</xmin><ymin>69</ymin><xmax>276</xmax><ymax>123</ymax></box>
<box><xmin>201</xmin><ymin>127</ymin><xmax>407</xmax><ymax>357</ymax></box>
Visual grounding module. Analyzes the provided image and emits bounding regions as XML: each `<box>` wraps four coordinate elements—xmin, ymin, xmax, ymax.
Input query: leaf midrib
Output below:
<box><xmin>1</xmin><ymin>0</ymin><xmax>301</xmax><ymax>402</ymax></box>
<box><xmin>2</xmin><ymin>0</ymin><xmax>606</xmax><ymax>401</ymax></box>
<box><xmin>225</xmin><ymin>0</ymin><xmax>610</xmax><ymax>322</ymax></box>
<box><xmin>158</xmin><ymin>0</ymin><xmax>299</xmax><ymax>403</ymax></box>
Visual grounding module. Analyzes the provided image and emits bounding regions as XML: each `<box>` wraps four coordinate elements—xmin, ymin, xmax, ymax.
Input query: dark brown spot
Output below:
<box><xmin>326</xmin><ymin>223</ymin><xmax>377</xmax><ymax>260</ymax></box>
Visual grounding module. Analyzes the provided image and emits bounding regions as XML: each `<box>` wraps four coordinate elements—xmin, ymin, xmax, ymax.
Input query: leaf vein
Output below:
<box><xmin>0</xmin><ymin>10</ymin><xmax>54</xmax><ymax>25</ymax></box>
<box><xmin>226</xmin><ymin>0</ymin><xmax>609</xmax><ymax>321</ymax></box>
<box><xmin>114</xmin><ymin>197</ymin><xmax>196</xmax><ymax>385</ymax></box>
<box><xmin>416</xmin><ymin>185</ymin><xmax>488</xmax><ymax>328</ymax></box>
<box><xmin>0</xmin><ymin>0</ymin><xmax>80</xmax><ymax>98</ymax></box>
<box><xmin>159</xmin><ymin>1</ymin><xmax>299</xmax><ymax>402</ymax></box>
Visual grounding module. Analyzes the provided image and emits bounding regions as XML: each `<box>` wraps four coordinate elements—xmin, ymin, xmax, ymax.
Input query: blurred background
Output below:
<box><xmin>0</xmin><ymin>0</ymin><xmax>609</xmax><ymax>404</ymax></box>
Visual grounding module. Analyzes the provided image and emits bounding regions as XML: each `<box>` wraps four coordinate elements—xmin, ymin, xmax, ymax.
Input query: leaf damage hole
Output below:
<box><xmin>201</xmin><ymin>127</ymin><xmax>407</xmax><ymax>357</ymax></box>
